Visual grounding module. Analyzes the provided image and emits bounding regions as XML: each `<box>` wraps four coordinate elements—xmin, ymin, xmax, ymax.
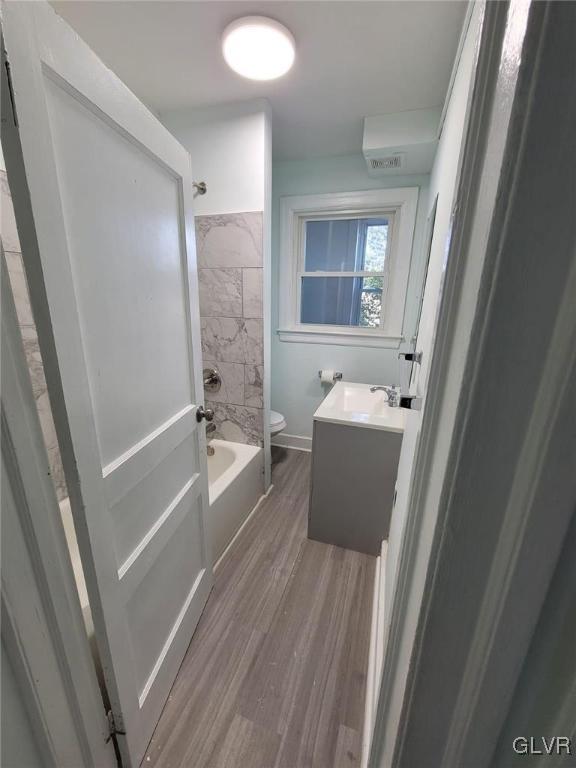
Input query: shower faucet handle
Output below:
<box><xmin>203</xmin><ymin>367</ymin><xmax>222</xmax><ymax>393</ymax></box>
<box><xmin>196</xmin><ymin>406</ymin><xmax>214</xmax><ymax>423</ymax></box>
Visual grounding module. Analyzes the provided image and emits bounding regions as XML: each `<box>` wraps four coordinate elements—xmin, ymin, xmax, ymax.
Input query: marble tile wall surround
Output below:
<box><xmin>203</xmin><ymin>360</ymin><xmax>244</xmax><ymax>406</ymax></box>
<box><xmin>244</xmin><ymin>365</ymin><xmax>264</xmax><ymax>409</ymax></box>
<box><xmin>204</xmin><ymin>402</ymin><xmax>263</xmax><ymax>446</ymax></box>
<box><xmin>195</xmin><ymin>212</ymin><xmax>265</xmax><ymax>446</ymax></box>
<box><xmin>1</xmin><ymin>171</ymin><xmax>68</xmax><ymax>501</ymax></box>
<box><xmin>198</xmin><ymin>268</ymin><xmax>242</xmax><ymax>317</ymax></box>
<box><xmin>200</xmin><ymin>317</ymin><xmax>263</xmax><ymax>366</ymax></box>
<box><xmin>195</xmin><ymin>213</ymin><xmax>263</xmax><ymax>268</ymax></box>
<box><xmin>242</xmin><ymin>269</ymin><xmax>263</xmax><ymax>319</ymax></box>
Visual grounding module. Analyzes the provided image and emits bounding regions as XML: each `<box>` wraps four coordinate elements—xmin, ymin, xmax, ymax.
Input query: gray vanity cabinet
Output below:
<box><xmin>308</xmin><ymin>419</ymin><xmax>402</xmax><ymax>556</ymax></box>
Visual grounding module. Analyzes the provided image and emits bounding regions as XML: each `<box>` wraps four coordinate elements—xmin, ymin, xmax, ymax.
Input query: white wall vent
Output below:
<box><xmin>369</xmin><ymin>155</ymin><xmax>405</xmax><ymax>171</ymax></box>
<box><xmin>363</xmin><ymin>108</ymin><xmax>441</xmax><ymax>176</ymax></box>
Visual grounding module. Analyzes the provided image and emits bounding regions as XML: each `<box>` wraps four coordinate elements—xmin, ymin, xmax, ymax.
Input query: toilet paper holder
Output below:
<box><xmin>318</xmin><ymin>370</ymin><xmax>343</xmax><ymax>382</ymax></box>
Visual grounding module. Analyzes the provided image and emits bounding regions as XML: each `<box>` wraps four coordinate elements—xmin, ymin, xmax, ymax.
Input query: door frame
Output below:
<box><xmin>1</xmin><ymin>246</ymin><xmax>116</xmax><ymax>767</ymax></box>
<box><xmin>369</xmin><ymin>1</ymin><xmax>576</xmax><ymax>766</ymax></box>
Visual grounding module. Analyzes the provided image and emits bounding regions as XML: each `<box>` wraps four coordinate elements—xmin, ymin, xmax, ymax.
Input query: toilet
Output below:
<box><xmin>269</xmin><ymin>410</ymin><xmax>287</xmax><ymax>436</ymax></box>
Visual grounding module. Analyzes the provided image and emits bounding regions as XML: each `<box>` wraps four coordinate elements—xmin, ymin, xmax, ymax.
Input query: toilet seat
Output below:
<box><xmin>270</xmin><ymin>410</ymin><xmax>287</xmax><ymax>435</ymax></box>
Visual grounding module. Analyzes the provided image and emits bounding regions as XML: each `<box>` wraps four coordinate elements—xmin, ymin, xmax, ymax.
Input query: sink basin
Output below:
<box><xmin>313</xmin><ymin>381</ymin><xmax>407</xmax><ymax>433</ymax></box>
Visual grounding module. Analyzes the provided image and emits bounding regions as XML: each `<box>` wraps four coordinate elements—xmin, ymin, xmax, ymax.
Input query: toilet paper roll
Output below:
<box><xmin>320</xmin><ymin>369</ymin><xmax>335</xmax><ymax>384</ymax></box>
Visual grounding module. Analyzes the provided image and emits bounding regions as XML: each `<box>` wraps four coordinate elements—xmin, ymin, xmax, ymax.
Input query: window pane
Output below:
<box><xmin>364</xmin><ymin>225</ymin><xmax>388</xmax><ymax>272</ymax></box>
<box><xmin>300</xmin><ymin>276</ymin><xmax>383</xmax><ymax>327</ymax></box>
<box><xmin>304</xmin><ymin>218</ymin><xmax>389</xmax><ymax>272</ymax></box>
<box><xmin>359</xmin><ymin>276</ymin><xmax>384</xmax><ymax>327</ymax></box>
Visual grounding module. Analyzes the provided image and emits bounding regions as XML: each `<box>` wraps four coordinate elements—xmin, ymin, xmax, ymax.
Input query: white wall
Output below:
<box><xmin>271</xmin><ymin>154</ymin><xmax>429</xmax><ymax>444</ymax></box>
<box><xmin>161</xmin><ymin>99</ymin><xmax>273</xmax><ymax>487</ymax></box>
<box><xmin>161</xmin><ymin>99</ymin><xmax>269</xmax><ymax>216</ymax></box>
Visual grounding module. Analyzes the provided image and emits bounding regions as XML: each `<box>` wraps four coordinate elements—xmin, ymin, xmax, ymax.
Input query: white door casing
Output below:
<box><xmin>371</xmin><ymin>0</ymin><xmax>576</xmax><ymax>761</ymax></box>
<box><xmin>382</xmin><ymin>3</ymin><xmax>482</xmax><ymax>650</ymax></box>
<box><xmin>1</xmin><ymin>249</ymin><xmax>117</xmax><ymax>768</ymax></box>
<box><xmin>2</xmin><ymin>3</ymin><xmax>213</xmax><ymax>765</ymax></box>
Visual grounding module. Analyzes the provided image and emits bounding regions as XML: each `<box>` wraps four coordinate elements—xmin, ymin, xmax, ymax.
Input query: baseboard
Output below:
<box><xmin>271</xmin><ymin>433</ymin><xmax>312</xmax><ymax>452</ymax></box>
<box><xmin>362</xmin><ymin>541</ymin><xmax>387</xmax><ymax>768</ymax></box>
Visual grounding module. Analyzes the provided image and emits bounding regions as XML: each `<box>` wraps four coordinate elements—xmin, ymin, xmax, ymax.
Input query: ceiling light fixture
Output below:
<box><xmin>222</xmin><ymin>16</ymin><xmax>295</xmax><ymax>81</ymax></box>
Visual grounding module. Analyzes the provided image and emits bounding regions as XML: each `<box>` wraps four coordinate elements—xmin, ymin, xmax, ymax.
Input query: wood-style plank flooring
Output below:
<box><xmin>144</xmin><ymin>448</ymin><xmax>375</xmax><ymax>768</ymax></box>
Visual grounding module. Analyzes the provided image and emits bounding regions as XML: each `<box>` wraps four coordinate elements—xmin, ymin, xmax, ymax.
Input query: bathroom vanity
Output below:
<box><xmin>308</xmin><ymin>381</ymin><xmax>406</xmax><ymax>555</ymax></box>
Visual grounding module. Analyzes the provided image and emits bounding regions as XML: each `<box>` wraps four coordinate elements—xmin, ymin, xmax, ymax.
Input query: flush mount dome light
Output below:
<box><xmin>222</xmin><ymin>16</ymin><xmax>295</xmax><ymax>81</ymax></box>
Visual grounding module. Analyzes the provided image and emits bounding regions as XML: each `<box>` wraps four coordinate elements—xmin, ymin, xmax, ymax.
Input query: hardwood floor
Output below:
<box><xmin>144</xmin><ymin>448</ymin><xmax>375</xmax><ymax>768</ymax></box>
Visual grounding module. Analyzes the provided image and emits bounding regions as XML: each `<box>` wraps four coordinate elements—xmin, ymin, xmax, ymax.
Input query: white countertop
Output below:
<box><xmin>313</xmin><ymin>381</ymin><xmax>407</xmax><ymax>433</ymax></box>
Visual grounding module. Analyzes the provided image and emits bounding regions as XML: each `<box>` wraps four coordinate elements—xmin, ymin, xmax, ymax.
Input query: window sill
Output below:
<box><xmin>277</xmin><ymin>328</ymin><xmax>403</xmax><ymax>349</ymax></box>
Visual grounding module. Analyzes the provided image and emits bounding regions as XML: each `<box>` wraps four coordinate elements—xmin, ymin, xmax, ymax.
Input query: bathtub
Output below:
<box><xmin>59</xmin><ymin>497</ymin><xmax>107</xmax><ymax>694</ymax></box>
<box><xmin>207</xmin><ymin>439</ymin><xmax>263</xmax><ymax>563</ymax></box>
<box><xmin>60</xmin><ymin>497</ymin><xmax>91</xmax><ymax>625</ymax></box>
<box><xmin>58</xmin><ymin>439</ymin><xmax>263</xmax><ymax>623</ymax></box>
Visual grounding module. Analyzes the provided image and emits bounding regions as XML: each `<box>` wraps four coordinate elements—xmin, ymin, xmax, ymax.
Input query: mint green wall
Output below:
<box><xmin>271</xmin><ymin>154</ymin><xmax>430</xmax><ymax>440</ymax></box>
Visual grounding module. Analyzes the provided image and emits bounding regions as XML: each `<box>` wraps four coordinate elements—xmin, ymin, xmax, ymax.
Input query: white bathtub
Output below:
<box><xmin>60</xmin><ymin>497</ymin><xmax>91</xmax><ymax>620</ymax></box>
<box><xmin>207</xmin><ymin>439</ymin><xmax>263</xmax><ymax>563</ymax></box>
<box><xmin>59</xmin><ymin>497</ymin><xmax>106</xmax><ymax>692</ymax></box>
<box><xmin>58</xmin><ymin>439</ymin><xmax>263</xmax><ymax>619</ymax></box>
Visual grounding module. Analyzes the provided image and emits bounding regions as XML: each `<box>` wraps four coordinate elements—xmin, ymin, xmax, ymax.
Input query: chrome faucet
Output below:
<box><xmin>370</xmin><ymin>385</ymin><xmax>423</xmax><ymax>411</ymax></box>
<box><xmin>370</xmin><ymin>385</ymin><xmax>400</xmax><ymax>407</ymax></box>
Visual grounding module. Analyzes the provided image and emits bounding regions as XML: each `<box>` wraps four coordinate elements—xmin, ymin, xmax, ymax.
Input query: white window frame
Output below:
<box><xmin>297</xmin><ymin>212</ymin><xmax>394</xmax><ymax>331</ymax></box>
<box><xmin>278</xmin><ymin>188</ymin><xmax>419</xmax><ymax>348</ymax></box>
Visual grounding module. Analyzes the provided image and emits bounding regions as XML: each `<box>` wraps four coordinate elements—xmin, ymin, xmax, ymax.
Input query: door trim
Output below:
<box><xmin>369</xmin><ymin>1</ymin><xmax>576</xmax><ymax>766</ymax></box>
<box><xmin>1</xmin><ymin>249</ymin><xmax>116</xmax><ymax>768</ymax></box>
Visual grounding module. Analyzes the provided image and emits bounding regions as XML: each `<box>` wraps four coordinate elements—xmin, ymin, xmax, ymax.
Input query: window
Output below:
<box><xmin>278</xmin><ymin>188</ymin><xmax>419</xmax><ymax>347</ymax></box>
<box><xmin>299</xmin><ymin>216</ymin><xmax>391</xmax><ymax>329</ymax></box>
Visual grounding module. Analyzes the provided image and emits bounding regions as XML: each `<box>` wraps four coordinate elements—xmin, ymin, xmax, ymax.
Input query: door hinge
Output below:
<box><xmin>106</xmin><ymin>710</ymin><xmax>126</xmax><ymax>744</ymax></box>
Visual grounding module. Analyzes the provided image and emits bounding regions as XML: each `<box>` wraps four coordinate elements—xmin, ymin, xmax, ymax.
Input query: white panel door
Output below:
<box><xmin>2</xmin><ymin>3</ymin><xmax>213</xmax><ymax>765</ymax></box>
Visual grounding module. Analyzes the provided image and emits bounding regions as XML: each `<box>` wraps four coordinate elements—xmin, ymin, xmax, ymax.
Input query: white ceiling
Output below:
<box><xmin>51</xmin><ymin>1</ymin><xmax>467</xmax><ymax>161</ymax></box>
